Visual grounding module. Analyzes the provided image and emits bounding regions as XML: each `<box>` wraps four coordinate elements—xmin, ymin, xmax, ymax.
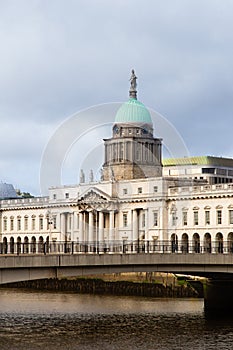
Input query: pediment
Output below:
<box><xmin>78</xmin><ymin>188</ymin><xmax>111</xmax><ymax>204</ymax></box>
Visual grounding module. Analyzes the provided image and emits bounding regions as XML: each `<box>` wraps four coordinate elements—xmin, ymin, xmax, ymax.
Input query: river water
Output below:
<box><xmin>0</xmin><ymin>289</ymin><xmax>233</xmax><ymax>350</ymax></box>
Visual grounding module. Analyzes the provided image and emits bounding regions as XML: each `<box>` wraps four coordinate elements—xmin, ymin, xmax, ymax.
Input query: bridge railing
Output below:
<box><xmin>0</xmin><ymin>240</ymin><xmax>232</xmax><ymax>255</ymax></box>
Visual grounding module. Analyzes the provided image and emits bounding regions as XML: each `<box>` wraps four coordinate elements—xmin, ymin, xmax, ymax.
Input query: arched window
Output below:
<box><xmin>192</xmin><ymin>233</ymin><xmax>200</xmax><ymax>253</ymax></box>
<box><xmin>3</xmin><ymin>237</ymin><xmax>7</xmax><ymax>254</ymax></box>
<box><xmin>204</xmin><ymin>233</ymin><xmax>211</xmax><ymax>253</ymax></box>
<box><xmin>10</xmin><ymin>237</ymin><xmax>14</xmax><ymax>254</ymax></box>
<box><xmin>171</xmin><ymin>234</ymin><xmax>178</xmax><ymax>253</ymax></box>
<box><xmin>24</xmin><ymin>236</ymin><xmax>29</xmax><ymax>254</ymax></box>
<box><xmin>181</xmin><ymin>233</ymin><xmax>189</xmax><ymax>253</ymax></box>
<box><xmin>216</xmin><ymin>232</ymin><xmax>223</xmax><ymax>254</ymax></box>
<box><xmin>31</xmin><ymin>236</ymin><xmax>36</xmax><ymax>253</ymax></box>
<box><xmin>227</xmin><ymin>232</ymin><xmax>233</xmax><ymax>253</ymax></box>
<box><xmin>38</xmin><ymin>236</ymin><xmax>44</xmax><ymax>253</ymax></box>
<box><xmin>17</xmin><ymin>237</ymin><xmax>21</xmax><ymax>254</ymax></box>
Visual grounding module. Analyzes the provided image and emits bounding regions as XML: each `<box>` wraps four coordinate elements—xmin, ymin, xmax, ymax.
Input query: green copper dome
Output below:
<box><xmin>115</xmin><ymin>98</ymin><xmax>152</xmax><ymax>124</ymax></box>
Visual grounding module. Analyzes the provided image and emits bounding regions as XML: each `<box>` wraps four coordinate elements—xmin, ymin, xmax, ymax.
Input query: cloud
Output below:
<box><xmin>0</xmin><ymin>0</ymin><xmax>233</xmax><ymax>194</ymax></box>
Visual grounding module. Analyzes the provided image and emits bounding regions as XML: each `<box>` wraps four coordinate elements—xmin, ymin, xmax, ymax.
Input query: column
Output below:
<box><xmin>88</xmin><ymin>211</ymin><xmax>94</xmax><ymax>243</ymax></box>
<box><xmin>132</xmin><ymin>209</ymin><xmax>138</xmax><ymax>241</ymax></box>
<box><xmin>69</xmin><ymin>213</ymin><xmax>74</xmax><ymax>241</ymax></box>
<box><xmin>60</xmin><ymin>213</ymin><xmax>66</xmax><ymax>241</ymax></box>
<box><xmin>99</xmin><ymin>211</ymin><xmax>104</xmax><ymax>242</ymax></box>
<box><xmin>79</xmin><ymin>212</ymin><xmax>84</xmax><ymax>242</ymax></box>
<box><xmin>109</xmin><ymin>211</ymin><xmax>115</xmax><ymax>242</ymax></box>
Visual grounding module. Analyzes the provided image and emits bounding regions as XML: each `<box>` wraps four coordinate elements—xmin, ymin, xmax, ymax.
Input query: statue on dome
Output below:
<box><xmin>129</xmin><ymin>69</ymin><xmax>137</xmax><ymax>90</ymax></box>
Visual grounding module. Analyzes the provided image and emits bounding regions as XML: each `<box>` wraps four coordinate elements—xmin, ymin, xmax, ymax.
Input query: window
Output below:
<box><xmin>3</xmin><ymin>218</ymin><xmax>7</xmax><ymax>231</ymax></box>
<box><xmin>32</xmin><ymin>217</ymin><xmax>36</xmax><ymax>230</ymax></box>
<box><xmin>39</xmin><ymin>217</ymin><xmax>43</xmax><ymax>230</ymax></box>
<box><xmin>10</xmin><ymin>217</ymin><xmax>14</xmax><ymax>231</ymax></box>
<box><xmin>123</xmin><ymin>213</ymin><xmax>128</xmax><ymax>227</ymax></box>
<box><xmin>138</xmin><ymin>187</ymin><xmax>142</xmax><ymax>194</ymax></box>
<box><xmin>123</xmin><ymin>188</ymin><xmax>128</xmax><ymax>195</ymax></box>
<box><xmin>153</xmin><ymin>212</ymin><xmax>158</xmax><ymax>226</ymax></box>
<box><xmin>194</xmin><ymin>211</ymin><xmax>198</xmax><ymax>225</ymax></box>
<box><xmin>229</xmin><ymin>210</ymin><xmax>233</xmax><ymax>225</ymax></box>
<box><xmin>17</xmin><ymin>217</ymin><xmax>21</xmax><ymax>231</ymax></box>
<box><xmin>65</xmin><ymin>193</ymin><xmax>69</xmax><ymax>199</ymax></box>
<box><xmin>153</xmin><ymin>186</ymin><xmax>158</xmax><ymax>193</ymax></box>
<box><xmin>205</xmin><ymin>211</ymin><xmax>210</xmax><ymax>225</ymax></box>
<box><xmin>24</xmin><ymin>217</ymin><xmax>28</xmax><ymax>230</ymax></box>
<box><xmin>172</xmin><ymin>212</ymin><xmax>176</xmax><ymax>226</ymax></box>
<box><xmin>182</xmin><ymin>212</ymin><xmax>188</xmax><ymax>226</ymax></box>
<box><xmin>217</xmin><ymin>210</ymin><xmax>222</xmax><ymax>225</ymax></box>
<box><xmin>53</xmin><ymin>216</ymin><xmax>57</xmax><ymax>229</ymax></box>
<box><xmin>53</xmin><ymin>194</ymin><xmax>56</xmax><ymax>200</ymax></box>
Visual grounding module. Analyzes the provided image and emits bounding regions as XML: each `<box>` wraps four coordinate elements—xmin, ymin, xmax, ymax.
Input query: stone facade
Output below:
<box><xmin>1</xmin><ymin>73</ymin><xmax>233</xmax><ymax>253</ymax></box>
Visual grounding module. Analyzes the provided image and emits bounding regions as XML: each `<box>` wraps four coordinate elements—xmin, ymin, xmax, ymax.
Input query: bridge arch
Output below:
<box><xmin>192</xmin><ymin>233</ymin><xmax>200</xmax><ymax>253</ymax></box>
<box><xmin>181</xmin><ymin>233</ymin><xmax>189</xmax><ymax>253</ymax></box>
<box><xmin>227</xmin><ymin>232</ymin><xmax>233</xmax><ymax>253</ymax></box>
<box><xmin>216</xmin><ymin>232</ymin><xmax>223</xmax><ymax>254</ymax></box>
<box><xmin>204</xmin><ymin>233</ymin><xmax>211</xmax><ymax>253</ymax></box>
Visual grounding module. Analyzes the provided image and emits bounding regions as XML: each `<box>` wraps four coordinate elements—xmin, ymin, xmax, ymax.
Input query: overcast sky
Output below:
<box><xmin>1</xmin><ymin>0</ymin><xmax>233</xmax><ymax>195</ymax></box>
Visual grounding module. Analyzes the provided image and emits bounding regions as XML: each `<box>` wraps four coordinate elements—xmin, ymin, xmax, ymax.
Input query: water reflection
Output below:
<box><xmin>0</xmin><ymin>289</ymin><xmax>232</xmax><ymax>350</ymax></box>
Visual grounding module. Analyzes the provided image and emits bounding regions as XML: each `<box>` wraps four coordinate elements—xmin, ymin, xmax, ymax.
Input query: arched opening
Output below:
<box><xmin>24</xmin><ymin>236</ymin><xmax>29</xmax><ymax>254</ymax></box>
<box><xmin>31</xmin><ymin>236</ymin><xmax>36</xmax><ymax>253</ymax></box>
<box><xmin>46</xmin><ymin>236</ymin><xmax>50</xmax><ymax>254</ymax></box>
<box><xmin>10</xmin><ymin>237</ymin><xmax>14</xmax><ymax>254</ymax></box>
<box><xmin>171</xmin><ymin>234</ymin><xmax>178</xmax><ymax>253</ymax></box>
<box><xmin>227</xmin><ymin>232</ymin><xmax>233</xmax><ymax>253</ymax></box>
<box><xmin>38</xmin><ymin>236</ymin><xmax>44</xmax><ymax>253</ymax></box>
<box><xmin>3</xmin><ymin>237</ymin><xmax>7</xmax><ymax>254</ymax></box>
<box><xmin>204</xmin><ymin>233</ymin><xmax>211</xmax><ymax>253</ymax></box>
<box><xmin>192</xmin><ymin>233</ymin><xmax>200</xmax><ymax>253</ymax></box>
<box><xmin>181</xmin><ymin>233</ymin><xmax>189</xmax><ymax>253</ymax></box>
<box><xmin>216</xmin><ymin>232</ymin><xmax>223</xmax><ymax>254</ymax></box>
<box><xmin>17</xmin><ymin>237</ymin><xmax>21</xmax><ymax>255</ymax></box>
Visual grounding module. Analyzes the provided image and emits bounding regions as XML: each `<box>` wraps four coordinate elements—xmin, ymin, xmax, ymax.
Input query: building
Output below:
<box><xmin>1</xmin><ymin>71</ymin><xmax>233</xmax><ymax>254</ymax></box>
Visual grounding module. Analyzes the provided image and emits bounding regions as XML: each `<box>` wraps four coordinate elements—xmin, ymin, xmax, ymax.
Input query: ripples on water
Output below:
<box><xmin>0</xmin><ymin>289</ymin><xmax>233</xmax><ymax>350</ymax></box>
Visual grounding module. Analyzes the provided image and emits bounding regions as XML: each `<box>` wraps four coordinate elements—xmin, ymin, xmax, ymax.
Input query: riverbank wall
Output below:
<box><xmin>1</xmin><ymin>277</ymin><xmax>203</xmax><ymax>298</ymax></box>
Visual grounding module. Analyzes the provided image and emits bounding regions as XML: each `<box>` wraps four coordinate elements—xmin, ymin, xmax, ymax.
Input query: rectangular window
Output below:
<box><xmin>17</xmin><ymin>218</ymin><xmax>21</xmax><ymax>231</ymax></box>
<box><xmin>32</xmin><ymin>217</ymin><xmax>36</xmax><ymax>230</ymax></box>
<box><xmin>24</xmin><ymin>217</ymin><xmax>28</xmax><ymax>230</ymax></box>
<box><xmin>172</xmin><ymin>212</ymin><xmax>176</xmax><ymax>226</ymax></box>
<box><xmin>3</xmin><ymin>219</ymin><xmax>7</xmax><ymax>231</ymax></box>
<box><xmin>194</xmin><ymin>211</ymin><xmax>199</xmax><ymax>225</ymax></box>
<box><xmin>153</xmin><ymin>186</ymin><xmax>158</xmax><ymax>193</ymax></box>
<box><xmin>138</xmin><ymin>187</ymin><xmax>142</xmax><ymax>194</ymax></box>
<box><xmin>123</xmin><ymin>213</ymin><xmax>128</xmax><ymax>227</ymax></box>
<box><xmin>205</xmin><ymin>211</ymin><xmax>210</xmax><ymax>225</ymax></box>
<box><xmin>10</xmin><ymin>218</ymin><xmax>14</xmax><ymax>231</ymax></box>
<box><xmin>229</xmin><ymin>210</ymin><xmax>233</xmax><ymax>224</ymax></box>
<box><xmin>123</xmin><ymin>188</ymin><xmax>128</xmax><ymax>195</ymax></box>
<box><xmin>39</xmin><ymin>217</ymin><xmax>43</xmax><ymax>230</ymax></box>
<box><xmin>53</xmin><ymin>194</ymin><xmax>57</xmax><ymax>200</ymax></box>
<box><xmin>65</xmin><ymin>193</ymin><xmax>69</xmax><ymax>199</ymax></box>
<box><xmin>153</xmin><ymin>212</ymin><xmax>158</xmax><ymax>226</ymax></box>
<box><xmin>182</xmin><ymin>212</ymin><xmax>187</xmax><ymax>226</ymax></box>
<box><xmin>53</xmin><ymin>216</ymin><xmax>57</xmax><ymax>229</ymax></box>
<box><xmin>217</xmin><ymin>210</ymin><xmax>222</xmax><ymax>224</ymax></box>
